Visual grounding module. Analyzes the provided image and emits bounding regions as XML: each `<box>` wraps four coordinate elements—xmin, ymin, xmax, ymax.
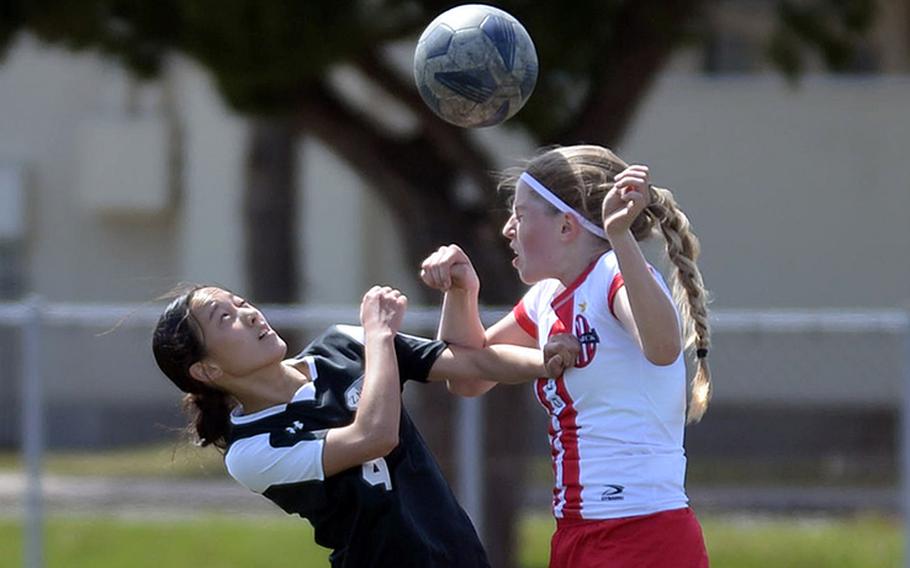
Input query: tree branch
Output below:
<box><xmin>352</xmin><ymin>50</ymin><xmax>500</xmax><ymax>198</ymax></box>
<box><xmin>555</xmin><ymin>0</ymin><xmax>704</xmax><ymax>147</ymax></box>
<box><xmin>297</xmin><ymin>82</ymin><xmax>520</xmax><ymax>302</ymax></box>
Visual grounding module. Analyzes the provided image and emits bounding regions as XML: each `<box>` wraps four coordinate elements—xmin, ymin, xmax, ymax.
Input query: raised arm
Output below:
<box><xmin>322</xmin><ymin>286</ymin><xmax>407</xmax><ymax>477</ymax></box>
<box><xmin>420</xmin><ymin>245</ymin><xmax>497</xmax><ymax>396</ymax></box>
<box><xmin>602</xmin><ymin>166</ymin><xmax>682</xmax><ymax>365</ymax></box>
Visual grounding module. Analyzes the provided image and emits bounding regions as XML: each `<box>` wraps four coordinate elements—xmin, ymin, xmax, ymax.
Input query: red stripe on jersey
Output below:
<box><xmin>512</xmin><ymin>300</ymin><xmax>538</xmax><ymax>340</ymax></box>
<box><xmin>535</xmin><ymin>377</ymin><xmax>561</xmax><ymax>505</ymax></box>
<box><xmin>607</xmin><ymin>273</ymin><xmax>625</xmax><ymax>318</ymax></box>
<box><xmin>552</xmin><ymin>292</ymin><xmax>574</xmax><ymax>336</ymax></box>
<box><xmin>551</xmin><ymin>258</ymin><xmax>599</xmax><ymax>309</ymax></box>
<box><xmin>554</xmin><ymin>377</ymin><xmax>582</xmax><ymax>519</ymax></box>
<box><xmin>544</xmin><ymin>298</ymin><xmax>583</xmax><ymax>520</ymax></box>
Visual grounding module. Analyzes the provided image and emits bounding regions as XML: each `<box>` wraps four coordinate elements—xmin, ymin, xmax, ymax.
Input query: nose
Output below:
<box><xmin>242</xmin><ymin>306</ymin><xmax>258</xmax><ymax>327</ymax></box>
<box><xmin>502</xmin><ymin>214</ymin><xmax>516</xmax><ymax>239</ymax></box>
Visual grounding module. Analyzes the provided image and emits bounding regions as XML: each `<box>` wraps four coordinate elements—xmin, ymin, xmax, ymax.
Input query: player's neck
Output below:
<box><xmin>555</xmin><ymin>242</ymin><xmax>608</xmax><ymax>287</ymax></box>
<box><xmin>232</xmin><ymin>362</ymin><xmax>311</xmax><ymax>415</ymax></box>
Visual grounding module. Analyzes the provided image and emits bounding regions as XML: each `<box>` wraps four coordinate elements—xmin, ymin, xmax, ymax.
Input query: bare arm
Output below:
<box><xmin>421</xmin><ymin>245</ymin><xmax>497</xmax><ymax>396</ymax></box>
<box><xmin>603</xmin><ymin>166</ymin><xmax>681</xmax><ymax>365</ymax></box>
<box><xmin>421</xmin><ymin>246</ymin><xmax>579</xmax><ymax>391</ymax></box>
<box><xmin>322</xmin><ymin>287</ymin><xmax>407</xmax><ymax>477</ymax></box>
<box><xmin>428</xmin><ymin>343</ymin><xmax>544</xmax><ymax>385</ymax></box>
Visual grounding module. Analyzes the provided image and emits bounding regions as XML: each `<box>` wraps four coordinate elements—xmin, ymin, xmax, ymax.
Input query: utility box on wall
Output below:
<box><xmin>76</xmin><ymin>117</ymin><xmax>171</xmax><ymax>215</ymax></box>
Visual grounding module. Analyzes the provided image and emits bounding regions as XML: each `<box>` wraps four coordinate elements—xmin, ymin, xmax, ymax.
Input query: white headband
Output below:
<box><xmin>519</xmin><ymin>172</ymin><xmax>607</xmax><ymax>240</ymax></box>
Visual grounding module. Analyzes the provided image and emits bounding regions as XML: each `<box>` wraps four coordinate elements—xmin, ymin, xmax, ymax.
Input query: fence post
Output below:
<box><xmin>456</xmin><ymin>396</ymin><xmax>484</xmax><ymax>539</ymax></box>
<box><xmin>903</xmin><ymin>306</ymin><xmax>910</xmax><ymax>568</ymax></box>
<box><xmin>22</xmin><ymin>295</ymin><xmax>44</xmax><ymax>568</ymax></box>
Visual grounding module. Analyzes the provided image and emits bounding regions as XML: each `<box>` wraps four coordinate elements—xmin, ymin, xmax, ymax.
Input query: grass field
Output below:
<box><xmin>0</xmin><ymin>513</ymin><xmax>901</xmax><ymax>568</ymax></box>
<box><xmin>0</xmin><ymin>446</ymin><xmax>901</xmax><ymax>566</ymax></box>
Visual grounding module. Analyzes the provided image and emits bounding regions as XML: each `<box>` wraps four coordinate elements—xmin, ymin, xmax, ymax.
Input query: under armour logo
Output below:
<box><xmin>285</xmin><ymin>420</ymin><xmax>304</xmax><ymax>435</ymax></box>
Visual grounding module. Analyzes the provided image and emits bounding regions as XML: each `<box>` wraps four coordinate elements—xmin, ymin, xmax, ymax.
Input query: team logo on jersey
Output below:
<box><xmin>600</xmin><ymin>484</ymin><xmax>625</xmax><ymax>501</ymax></box>
<box><xmin>345</xmin><ymin>377</ymin><xmax>364</xmax><ymax>411</ymax></box>
<box><xmin>573</xmin><ymin>314</ymin><xmax>599</xmax><ymax>368</ymax></box>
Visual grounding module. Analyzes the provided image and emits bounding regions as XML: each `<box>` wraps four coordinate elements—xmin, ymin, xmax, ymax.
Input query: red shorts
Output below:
<box><xmin>549</xmin><ymin>507</ymin><xmax>709</xmax><ymax>568</ymax></box>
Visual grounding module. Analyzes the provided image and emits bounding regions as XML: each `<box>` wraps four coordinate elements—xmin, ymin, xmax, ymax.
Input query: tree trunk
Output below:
<box><xmin>244</xmin><ymin>116</ymin><xmax>300</xmax><ymax>303</ymax></box>
<box><xmin>299</xmin><ymin>88</ymin><xmax>530</xmax><ymax>566</ymax></box>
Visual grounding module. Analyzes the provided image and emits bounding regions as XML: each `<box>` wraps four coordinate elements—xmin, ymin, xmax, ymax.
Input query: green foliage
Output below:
<box><xmin>0</xmin><ymin>0</ymin><xmax>878</xmax><ymax>131</ymax></box>
<box><xmin>770</xmin><ymin>0</ymin><xmax>878</xmax><ymax>81</ymax></box>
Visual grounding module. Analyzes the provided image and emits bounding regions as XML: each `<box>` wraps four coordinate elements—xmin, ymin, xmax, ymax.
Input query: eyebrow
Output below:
<box><xmin>207</xmin><ymin>300</ymin><xmax>219</xmax><ymax>322</ymax></box>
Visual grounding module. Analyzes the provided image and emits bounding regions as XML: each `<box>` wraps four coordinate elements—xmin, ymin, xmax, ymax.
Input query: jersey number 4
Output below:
<box><xmin>361</xmin><ymin>457</ymin><xmax>392</xmax><ymax>491</ymax></box>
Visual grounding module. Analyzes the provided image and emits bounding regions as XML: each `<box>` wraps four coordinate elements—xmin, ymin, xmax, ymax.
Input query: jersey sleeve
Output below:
<box><xmin>511</xmin><ymin>281</ymin><xmax>556</xmax><ymax>340</ymax></box>
<box><xmin>393</xmin><ymin>332</ymin><xmax>448</xmax><ymax>384</ymax></box>
<box><xmin>225</xmin><ymin>433</ymin><xmax>326</xmax><ymax>494</ymax></box>
<box><xmin>602</xmin><ymin>252</ymin><xmax>677</xmax><ymax>319</ymax></box>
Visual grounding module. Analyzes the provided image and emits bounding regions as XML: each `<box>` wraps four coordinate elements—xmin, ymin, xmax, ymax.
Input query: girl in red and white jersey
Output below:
<box><xmin>421</xmin><ymin>145</ymin><xmax>712</xmax><ymax>567</ymax></box>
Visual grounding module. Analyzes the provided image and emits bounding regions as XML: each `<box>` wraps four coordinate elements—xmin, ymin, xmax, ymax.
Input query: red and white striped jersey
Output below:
<box><xmin>513</xmin><ymin>250</ymin><xmax>689</xmax><ymax>520</ymax></box>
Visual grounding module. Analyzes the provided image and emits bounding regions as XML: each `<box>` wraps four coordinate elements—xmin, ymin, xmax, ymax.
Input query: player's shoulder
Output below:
<box><xmin>224</xmin><ymin>434</ymin><xmax>272</xmax><ymax>491</ymax></box>
<box><xmin>597</xmin><ymin>249</ymin><xmax>620</xmax><ymax>272</ymax></box>
<box><xmin>290</xmin><ymin>325</ymin><xmax>366</xmax><ymax>362</ymax></box>
<box><xmin>303</xmin><ymin>324</ymin><xmax>364</xmax><ymax>346</ymax></box>
<box><xmin>581</xmin><ymin>250</ymin><xmax>620</xmax><ymax>288</ymax></box>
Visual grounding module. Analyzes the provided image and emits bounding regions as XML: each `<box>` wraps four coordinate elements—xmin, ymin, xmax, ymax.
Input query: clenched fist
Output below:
<box><xmin>543</xmin><ymin>333</ymin><xmax>581</xmax><ymax>378</ymax></box>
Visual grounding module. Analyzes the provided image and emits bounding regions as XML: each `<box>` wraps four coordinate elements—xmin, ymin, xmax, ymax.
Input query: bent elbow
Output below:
<box><xmin>375</xmin><ymin>435</ymin><xmax>399</xmax><ymax>458</ymax></box>
<box><xmin>644</xmin><ymin>342</ymin><xmax>682</xmax><ymax>367</ymax></box>
<box><xmin>362</xmin><ymin>433</ymin><xmax>399</xmax><ymax>460</ymax></box>
<box><xmin>355</xmin><ymin>425</ymin><xmax>400</xmax><ymax>460</ymax></box>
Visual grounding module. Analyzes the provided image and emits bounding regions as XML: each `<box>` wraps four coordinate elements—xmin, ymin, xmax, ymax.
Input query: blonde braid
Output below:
<box><xmin>648</xmin><ymin>186</ymin><xmax>712</xmax><ymax>423</ymax></box>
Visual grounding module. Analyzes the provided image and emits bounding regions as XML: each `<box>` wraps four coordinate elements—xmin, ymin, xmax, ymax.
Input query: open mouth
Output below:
<box><xmin>258</xmin><ymin>328</ymin><xmax>271</xmax><ymax>340</ymax></box>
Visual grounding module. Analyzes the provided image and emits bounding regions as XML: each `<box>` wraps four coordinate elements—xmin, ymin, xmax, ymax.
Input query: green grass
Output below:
<box><xmin>0</xmin><ymin>444</ymin><xmax>227</xmax><ymax>478</ymax></box>
<box><xmin>0</xmin><ymin>516</ymin><xmax>327</xmax><ymax>568</ymax></box>
<box><xmin>702</xmin><ymin>514</ymin><xmax>902</xmax><ymax>568</ymax></box>
<box><xmin>0</xmin><ymin>513</ymin><xmax>901</xmax><ymax>568</ymax></box>
<box><xmin>517</xmin><ymin>514</ymin><xmax>902</xmax><ymax>568</ymax></box>
<box><xmin>0</xmin><ymin>447</ymin><xmax>895</xmax><ymax>488</ymax></box>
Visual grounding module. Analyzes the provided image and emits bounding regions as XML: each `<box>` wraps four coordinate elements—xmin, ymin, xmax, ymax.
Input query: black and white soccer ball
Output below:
<box><xmin>413</xmin><ymin>4</ymin><xmax>538</xmax><ymax>128</ymax></box>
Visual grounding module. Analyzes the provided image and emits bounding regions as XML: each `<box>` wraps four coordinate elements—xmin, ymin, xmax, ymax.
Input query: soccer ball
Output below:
<box><xmin>413</xmin><ymin>4</ymin><xmax>538</xmax><ymax>128</ymax></box>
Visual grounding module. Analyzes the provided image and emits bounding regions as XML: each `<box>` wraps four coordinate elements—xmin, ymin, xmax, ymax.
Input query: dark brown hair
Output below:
<box><xmin>152</xmin><ymin>284</ymin><xmax>237</xmax><ymax>450</ymax></box>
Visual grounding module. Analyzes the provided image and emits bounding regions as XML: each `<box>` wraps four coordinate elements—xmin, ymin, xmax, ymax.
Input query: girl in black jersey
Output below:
<box><xmin>152</xmin><ymin>284</ymin><xmax>576</xmax><ymax>568</ymax></box>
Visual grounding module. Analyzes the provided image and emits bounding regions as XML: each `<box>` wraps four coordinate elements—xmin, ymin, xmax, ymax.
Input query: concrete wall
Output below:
<box><xmin>622</xmin><ymin>73</ymin><xmax>910</xmax><ymax>310</ymax></box>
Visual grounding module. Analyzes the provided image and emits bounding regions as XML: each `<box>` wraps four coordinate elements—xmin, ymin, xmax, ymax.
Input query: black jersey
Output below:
<box><xmin>224</xmin><ymin>325</ymin><xmax>490</xmax><ymax>568</ymax></box>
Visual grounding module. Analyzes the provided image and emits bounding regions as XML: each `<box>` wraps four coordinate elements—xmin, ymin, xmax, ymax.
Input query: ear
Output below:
<box><xmin>189</xmin><ymin>360</ymin><xmax>223</xmax><ymax>385</ymax></box>
<box><xmin>558</xmin><ymin>213</ymin><xmax>581</xmax><ymax>241</ymax></box>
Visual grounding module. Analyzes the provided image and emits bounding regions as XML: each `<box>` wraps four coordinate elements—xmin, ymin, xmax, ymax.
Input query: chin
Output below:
<box><xmin>517</xmin><ymin>267</ymin><xmax>543</xmax><ymax>285</ymax></box>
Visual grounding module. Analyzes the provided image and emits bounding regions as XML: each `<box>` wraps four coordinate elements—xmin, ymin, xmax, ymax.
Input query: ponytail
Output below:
<box><xmin>509</xmin><ymin>145</ymin><xmax>713</xmax><ymax>422</ymax></box>
<box><xmin>647</xmin><ymin>186</ymin><xmax>712</xmax><ymax>423</ymax></box>
<box><xmin>181</xmin><ymin>389</ymin><xmax>236</xmax><ymax>450</ymax></box>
